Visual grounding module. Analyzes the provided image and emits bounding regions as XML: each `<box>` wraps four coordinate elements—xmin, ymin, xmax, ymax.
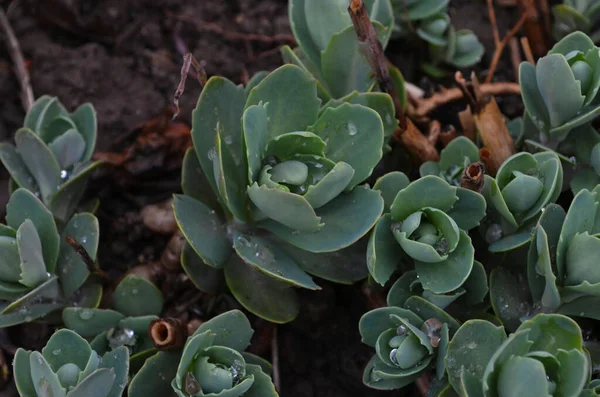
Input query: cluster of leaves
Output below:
<box><xmin>389</xmin><ymin>0</ymin><xmax>484</xmax><ymax>74</ymax></box>
<box><xmin>5</xmin><ymin>1</ymin><xmax>600</xmax><ymax>396</ymax></box>
<box><xmin>14</xmin><ymin>310</ymin><xmax>276</xmax><ymax>397</ymax></box>
<box><xmin>553</xmin><ymin>0</ymin><xmax>600</xmax><ymax>44</ymax></box>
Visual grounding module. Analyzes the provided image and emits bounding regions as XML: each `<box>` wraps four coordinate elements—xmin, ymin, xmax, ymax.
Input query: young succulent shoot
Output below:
<box><xmin>368</xmin><ymin>173</ymin><xmax>486</xmax><ymax>296</ymax></box>
<box><xmin>445</xmin><ymin>314</ymin><xmax>590</xmax><ymax>397</ymax></box>
<box><xmin>482</xmin><ymin>151</ymin><xmax>563</xmax><ymax>253</ymax></box>
<box><xmin>359</xmin><ymin>294</ymin><xmax>460</xmax><ymax>390</ymax></box>
<box><xmin>520</xmin><ymin>32</ymin><xmax>600</xmax><ymax>143</ymax></box>
<box><xmin>527</xmin><ymin>186</ymin><xmax>600</xmax><ymax>320</ymax></box>
<box><xmin>13</xmin><ymin>329</ymin><xmax>129</xmax><ymax>397</ymax></box>
<box><xmin>553</xmin><ymin>0</ymin><xmax>600</xmax><ymax>44</ymax></box>
<box><xmin>174</xmin><ymin>64</ymin><xmax>387</xmax><ymax>323</ymax></box>
<box><xmin>419</xmin><ymin>136</ymin><xmax>481</xmax><ymax>186</ymax></box>
<box><xmin>0</xmin><ymin>188</ymin><xmax>100</xmax><ymax>328</ymax></box>
<box><xmin>285</xmin><ymin>0</ymin><xmax>394</xmax><ymax>100</ymax></box>
<box><xmin>390</xmin><ymin>0</ymin><xmax>483</xmax><ymax>74</ymax></box>
<box><xmin>0</xmin><ymin>96</ymin><xmax>102</xmax><ymax>223</ymax></box>
<box><xmin>61</xmin><ymin>275</ymin><xmax>163</xmax><ymax>370</ymax></box>
<box><xmin>127</xmin><ymin>310</ymin><xmax>278</xmax><ymax>397</ymax></box>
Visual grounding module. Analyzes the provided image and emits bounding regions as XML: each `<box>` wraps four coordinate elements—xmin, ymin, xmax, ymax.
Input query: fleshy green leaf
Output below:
<box><xmin>247</xmin><ymin>183</ymin><xmax>322</xmax><ymax>232</ymax></box>
<box><xmin>113</xmin><ymin>276</ymin><xmax>163</xmax><ymax>317</ymax></box>
<box><xmin>181</xmin><ymin>147</ymin><xmax>221</xmax><ymax>211</ymax></box>
<box><xmin>6</xmin><ymin>189</ymin><xmax>59</xmax><ymax>273</ymax></box>
<box><xmin>181</xmin><ymin>243</ymin><xmax>224</xmax><ymax>294</ymax></box>
<box><xmin>232</xmin><ymin>233</ymin><xmax>319</xmax><ymax>289</ymax></box>
<box><xmin>17</xmin><ymin>220</ymin><xmax>48</xmax><ymax>288</ymax></box>
<box><xmin>243</xmin><ymin>104</ymin><xmax>270</xmax><ymax>183</ymax></box>
<box><xmin>260</xmin><ymin>185</ymin><xmax>383</xmax><ymax>252</ymax></box>
<box><xmin>30</xmin><ymin>352</ymin><xmax>66</xmax><ymax>397</ymax></box>
<box><xmin>0</xmin><ymin>143</ymin><xmax>37</xmax><ymax>193</ymax></box>
<box><xmin>390</xmin><ymin>176</ymin><xmax>458</xmax><ymax>221</ymax></box>
<box><xmin>373</xmin><ymin>172</ymin><xmax>410</xmax><ymax>213</ymax></box>
<box><xmin>213</xmin><ymin>131</ymin><xmax>248</xmax><ymax>221</ymax></box>
<box><xmin>191</xmin><ymin>76</ymin><xmax>245</xmax><ymax>197</ymax></box>
<box><xmin>367</xmin><ymin>214</ymin><xmax>403</xmax><ymax>285</ymax></box>
<box><xmin>172</xmin><ymin>195</ymin><xmax>231</xmax><ymax>268</ymax></box>
<box><xmin>62</xmin><ymin>308</ymin><xmax>124</xmax><ymax>338</ymax></box>
<box><xmin>192</xmin><ymin>309</ymin><xmax>254</xmax><ymax>352</ymax></box>
<box><xmin>224</xmin><ymin>257</ymin><xmax>299</xmax><ymax>323</ymax></box>
<box><xmin>309</xmin><ymin>103</ymin><xmax>383</xmax><ymax>188</ymax></box>
<box><xmin>246</xmin><ymin>64</ymin><xmax>321</xmax><ymax>140</ymax></box>
<box><xmin>14</xmin><ymin>128</ymin><xmax>61</xmax><ymax>204</ymax></box>
<box><xmin>128</xmin><ymin>351</ymin><xmax>181</xmax><ymax>397</ymax></box>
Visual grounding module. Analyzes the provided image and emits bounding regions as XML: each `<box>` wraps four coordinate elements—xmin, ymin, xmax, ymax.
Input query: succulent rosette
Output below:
<box><xmin>482</xmin><ymin>151</ymin><xmax>563</xmax><ymax>252</ymax></box>
<box><xmin>174</xmin><ymin>64</ymin><xmax>386</xmax><ymax>323</ymax></box>
<box><xmin>13</xmin><ymin>329</ymin><xmax>129</xmax><ymax>397</ymax></box>
<box><xmin>520</xmin><ymin>32</ymin><xmax>600</xmax><ymax>140</ymax></box>
<box><xmin>368</xmin><ymin>173</ymin><xmax>486</xmax><ymax>295</ymax></box>
<box><xmin>445</xmin><ymin>314</ymin><xmax>590</xmax><ymax>397</ymax></box>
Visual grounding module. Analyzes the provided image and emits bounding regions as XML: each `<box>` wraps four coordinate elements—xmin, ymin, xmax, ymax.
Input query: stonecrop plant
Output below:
<box><xmin>6</xmin><ymin>0</ymin><xmax>600</xmax><ymax>396</ymax></box>
<box><xmin>389</xmin><ymin>0</ymin><xmax>484</xmax><ymax>74</ymax></box>
<box><xmin>174</xmin><ymin>63</ymin><xmax>389</xmax><ymax>323</ymax></box>
<box><xmin>0</xmin><ymin>96</ymin><xmax>101</xmax><ymax>223</ymax></box>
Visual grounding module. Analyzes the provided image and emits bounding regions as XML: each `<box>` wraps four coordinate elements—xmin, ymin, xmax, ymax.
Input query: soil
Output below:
<box><xmin>0</xmin><ymin>0</ymin><xmax>523</xmax><ymax>396</ymax></box>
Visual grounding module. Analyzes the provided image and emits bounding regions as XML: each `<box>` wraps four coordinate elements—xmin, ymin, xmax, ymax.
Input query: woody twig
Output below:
<box><xmin>348</xmin><ymin>0</ymin><xmax>439</xmax><ymax>163</ymax></box>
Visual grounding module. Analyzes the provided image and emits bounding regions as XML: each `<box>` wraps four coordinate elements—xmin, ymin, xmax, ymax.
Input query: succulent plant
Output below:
<box><xmin>526</xmin><ymin>186</ymin><xmax>600</xmax><ymax>320</ymax></box>
<box><xmin>359</xmin><ymin>294</ymin><xmax>460</xmax><ymax>390</ymax></box>
<box><xmin>390</xmin><ymin>0</ymin><xmax>483</xmax><ymax>73</ymax></box>
<box><xmin>419</xmin><ymin>136</ymin><xmax>481</xmax><ymax>186</ymax></box>
<box><xmin>445</xmin><ymin>314</ymin><xmax>590</xmax><ymax>397</ymax></box>
<box><xmin>174</xmin><ymin>64</ymin><xmax>387</xmax><ymax>323</ymax></box>
<box><xmin>0</xmin><ymin>96</ymin><xmax>102</xmax><ymax>223</ymax></box>
<box><xmin>128</xmin><ymin>310</ymin><xmax>277</xmax><ymax>397</ymax></box>
<box><xmin>0</xmin><ymin>188</ymin><xmax>100</xmax><ymax>327</ymax></box>
<box><xmin>520</xmin><ymin>32</ymin><xmax>600</xmax><ymax>142</ymax></box>
<box><xmin>368</xmin><ymin>173</ymin><xmax>486</xmax><ymax>296</ymax></box>
<box><xmin>482</xmin><ymin>151</ymin><xmax>563</xmax><ymax>252</ymax></box>
<box><xmin>13</xmin><ymin>329</ymin><xmax>129</xmax><ymax>397</ymax></box>
<box><xmin>553</xmin><ymin>0</ymin><xmax>600</xmax><ymax>44</ymax></box>
<box><xmin>285</xmin><ymin>0</ymin><xmax>394</xmax><ymax>100</ymax></box>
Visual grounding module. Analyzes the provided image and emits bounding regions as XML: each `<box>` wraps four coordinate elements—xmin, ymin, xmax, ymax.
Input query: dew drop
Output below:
<box><xmin>485</xmin><ymin>224</ymin><xmax>503</xmax><ymax>244</ymax></box>
<box><xmin>60</xmin><ymin>170</ymin><xmax>68</xmax><ymax>180</ymax></box>
<box><xmin>396</xmin><ymin>325</ymin><xmax>407</xmax><ymax>335</ymax></box>
<box><xmin>79</xmin><ymin>309</ymin><xmax>93</xmax><ymax>320</ymax></box>
<box><xmin>52</xmin><ymin>349</ymin><xmax>61</xmax><ymax>356</ymax></box>
<box><xmin>389</xmin><ymin>348</ymin><xmax>399</xmax><ymax>365</ymax></box>
<box><xmin>224</xmin><ymin>136</ymin><xmax>233</xmax><ymax>145</ymax></box>
<box><xmin>207</xmin><ymin>147</ymin><xmax>217</xmax><ymax>161</ymax></box>
<box><xmin>347</xmin><ymin>122</ymin><xmax>358</xmax><ymax>136</ymax></box>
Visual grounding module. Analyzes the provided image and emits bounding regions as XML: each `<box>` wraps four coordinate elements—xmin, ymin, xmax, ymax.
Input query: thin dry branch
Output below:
<box><xmin>521</xmin><ymin>36</ymin><xmax>536</xmax><ymax>65</ymax></box>
<box><xmin>173</xmin><ymin>52</ymin><xmax>207</xmax><ymax>119</ymax></box>
<box><xmin>485</xmin><ymin>12</ymin><xmax>528</xmax><ymax>84</ymax></box>
<box><xmin>412</xmin><ymin>82</ymin><xmax>521</xmax><ymax>118</ymax></box>
<box><xmin>0</xmin><ymin>6</ymin><xmax>34</xmax><ymax>112</ymax></box>
<box><xmin>487</xmin><ymin>0</ymin><xmax>501</xmax><ymax>46</ymax></box>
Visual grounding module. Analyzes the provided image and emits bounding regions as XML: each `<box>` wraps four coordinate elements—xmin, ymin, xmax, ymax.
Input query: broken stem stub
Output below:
<box><xmin>455</xmin><ymin>72</ymin><xmax>515</xmax><ymax>176</ymax></box>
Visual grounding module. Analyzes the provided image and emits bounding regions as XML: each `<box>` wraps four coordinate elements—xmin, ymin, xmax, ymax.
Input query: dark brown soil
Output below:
<box><xmin>0</xmin><ymin>0</ymin><xmax>522</xmax><ymax>396</ymax></box>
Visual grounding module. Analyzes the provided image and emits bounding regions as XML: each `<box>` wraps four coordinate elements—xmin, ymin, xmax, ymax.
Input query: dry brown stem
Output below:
<box><xmin>521</xmin><ymin>36</ymin><xmax>536</xmax><ymax>65</ymax></box>
<box><xmin>149</xmin><ymin>318</ymin><xmax>187</xmax><ymax>350</ymax></box>
<box><xmin>517</xmin><ymin>0</ymin><xmax>549</xmax><ymax>56</ymax></box>
<box><xmin>485</xmin><ymin>12</ymin><xmax>528</xmax><ymax>84</ymax></box>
